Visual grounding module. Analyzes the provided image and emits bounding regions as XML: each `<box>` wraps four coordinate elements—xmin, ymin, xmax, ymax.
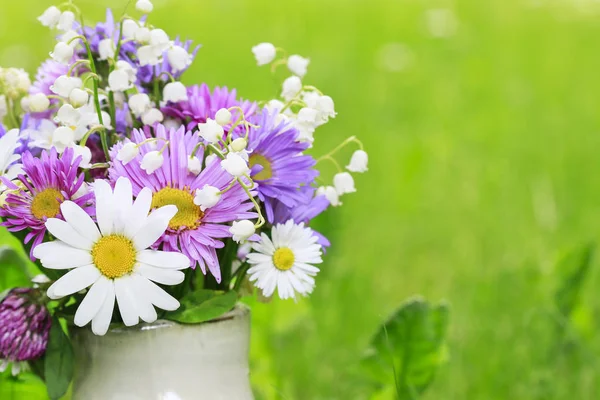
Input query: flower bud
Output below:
<box><xmin>141</xmin><ymin>108</ymin><xmax>164</xmax><ymax>125</ymax></box>
<box><xmin>215</xmin><ymin>108</ymin><xmax>232</xmax><ymax>126</ymax></box>
<box><xmin>136</xmin><ymin>0</ymin><xmax>154</xmax><ymax>13</ymax></box>
<box><xmin>230</xmin><ymin>138</ymin><xmax>247</xmax><ymax>153</ymax></box>
<box><xmin>221</xmin><ymin>152</ymin><xmax>250</xmax><ymax>177</ymax></box>
<box><xmin>69</xmin><ymin>88</ymin><xmax>89</xmax><ymax>108</ymax></box>
<box><xmin>187</xmin><ymin>156</ymin><xmax>202</xmax><ymax>175</ymax></box>
<box><xmin>50</xmin><ymin>42</ymin><xmax>74</xmax><ymax>65</ymax></box>
<box><xmin>163</xmin><ymin>81</ymin><xmax>188</xmax><ymax>103</ymax></box>
<box><xmin>27</xmin><ymin>93</ymin><xmax>51</xmax><ymax>113</ymax></box>
<box><xmin>117</xmin><ymin>142</ymin><xmax>140</xmax><ymax>165</ymax></box>
<box><xmin>198</xmin><ymin>118</ymin><xmax>224</xmax><ymax>144</ymax></box>
<box><xmin>281</xmin><ymin>76</ymin><xmax>302</xmax><ymax>101</ymax></box>
<box><xmin>287</xmin><ymin>54</ymin><xmax>310</xmax><ymax>77</ymax></box>
<box><xmin>252</xmin><ymin>43</ymin><xmax>277</xmax><ymax>66</ymax></box>
<box><xmin>194</xmin><ymin>184</ymin><xmax>222</xmax><ymax>211</ymax></box>
<box><xmin>346</xmin><ymin>150</ymin><xmax>368</xmax><ymax>173</ymax></box>
<box><xmin>230</xmin><ymin>220</ymin><xmax>256</xmax><ymax>243</ymax></box>
<box><xmin>141</xmin><ymin>150</ymin><xmax>164</xmax><ymax>174</ymax></box>
<box><xmin>0</xmin><ymin>288</ymin><xmax>51</xmax><ymax>376</ymax></box>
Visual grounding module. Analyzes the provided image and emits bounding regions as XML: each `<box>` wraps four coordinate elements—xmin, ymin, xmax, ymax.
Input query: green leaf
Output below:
<box><xmin>361</xmin><ymin>297</ymin><xmax>450</xmax><ymax>399</ymax></box>
<box><xmin>0</xmin><ymin>373</ymin><xmax>48</xmax><ymax>400</ymax></box>
<box><xmin>554</xmin><ymin>244</ymin><xmax>594</xmax><ymax>319</ymax></box>
<box><xmin>165</xmin><ymin>289</ymin><xmax>238</xmax><ymax>324</ymax></box>
<box><xmin>44</xmin><ymin>317</ymin><xmax>74</xmax><ymax>400</ymax></box>
<box><xmin>0</xmin><ymin>246</ymin><xmax>31</xmax><ymax>292</ymax></box>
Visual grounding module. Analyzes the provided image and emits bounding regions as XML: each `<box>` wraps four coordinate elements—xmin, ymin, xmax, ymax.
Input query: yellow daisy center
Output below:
<box><xmin>273</xmin><ymin>247</ymin><xmax>295</xmax><ymax>271</ymax></box>
<box><xmin>31</xmin><ymin>188</ymin><xmax>65</xmax><ymax>220</ymax></box>
<box><xmin>249</xmin><ymin>154</ymin><xmax>273</xmax><ymax>181</ymax></box>
<box><xmin>151</xmin><ymin>187</ymin><xmax>203</xmax><ymax>230</ymax></box>
<box><xmin>92</xmin><ymin>235</ymin><xmax>137</xmax><ymax>279</ymax></box>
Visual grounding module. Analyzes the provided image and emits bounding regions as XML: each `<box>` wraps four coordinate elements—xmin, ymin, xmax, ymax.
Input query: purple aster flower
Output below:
<box><xmin>272</xmin><ymin>186</ymin><xmax>331</xmax><ymax>249</ymax></box>
<box><xmin>238</xmin><ymin>110</ymin><xmax>319</xmax><ymax>222</ymax></box>
<box><xmin>162</xmin><ymin>84</ymin><xmax>257</xmax><ymax>132</ymax></box>
<box><xmin>0</xmin><ymin>147</ymin><xmax>92</xmax><ymax>259</ymax></box>
<box><xmin>108</xmin><ymin>124</ymin><xmax>256</xmax><ymax>281</ymax></box>
<box><xmin>0</xmin><ymin>288</ymin><xmax>51</xmax><ymax>375</ymax></box>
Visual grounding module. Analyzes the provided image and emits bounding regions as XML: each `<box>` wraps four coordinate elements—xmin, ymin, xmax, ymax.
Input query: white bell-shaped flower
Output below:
<box><xmin>98</xmin><ymin>38</ymin><xmax>116</xmax><ymax>61</ymax></box>
<box><xmin>187</xmin><ymin>156</ymin><xmax>202</xmax><ymax>175</ymax></box>
<box><xmin>281</xmin><ymin>76</ymin><xmax>302</xmax><ymax>101</ymax></box>
<box><xmin>333</xmin><ymin>172</ymin><xmax>356</xmax><ymax>195</ymax></box>
<box><xmin>108</xmin><ymin>69</ymin><xmax>133</xmax><ymax>92</ymax></box>
<box><xmin>136</xmin><ymin>0</ymin><xmax>154</xmax><ymax>13</ymax></box>
<box><xmin>198</xmin><ymin>118</ymin><xmax>224</xmax><ymax>143</ymax></box>
<box><xmin>52</xmin><ymin>126</ymin><xmax>76</xmax><ymax>152</ymax></box>
<box><xmin>230</xmin><ymin>220</ymin><xmax>256</xmax><ymax>243</ymax></box>
<box><xmin>56</xmin><ymin>104</ymin><xmax>81</xmax><ymax>127</ymax></box>
<box><xmin>140</xmin><ymin>150</ymin><xmax>164</xmax><ymax>174</ymax></box>
<box><xmin>38</xmin><ymin>6</ymin><xmax>61</xmax><ymax>28</ymax></box>
<box><xmin>135</xmin><ymin>27</ymin><xmax>152</xmax><ymax>43</ymax></box>
<box><xmin>252</xmin><ymin>43</ymin><xmax>276</xmax><ymax>66</ymax></box>
<box><xmin>215</xmin><ymin>108</ymin><xmax>232</xmax><ymax>126</ymax></box>
<box><xmin>137</xmin><ymin>45</ymin><xmax>161</xmax><ymax>66</ymax></box>
<box><xmin>265</xmin><ymin>99</ymin><xmax>285</xmax><ymax>113</ymax></box>
<box><xmin>28</xmin><ymin>93</ymin><xmax>50</xmax><ymax>113</ymax></box>
<box><xmin>193</xmin><ymin>184</ymin><xmax>222</xmax><ymax>211</ymax></box>
<box><xmin>163</xmin><ymin>82</ymin><xmax>188</xmax><ymax>103</ymax></box>
<box><xmin>287</xmin><ymin>54</ymin><xmax>310</xmax><ymax>77</ymax></box>
<box><xmin>128</xmin><ymin>93</ymin><xmax>151</xmax><ymax>117</ymax></box>
<box><xmin>69</xmin><ymin>88</ymin><xmax>89</xmax><ymax>108</ymax></box>
<box><xmin>50</xmin><ymin>42</ymin><xmax>74</xmax><ymax>65</ymax></box>
<box><xmin>316</xmin><ymin>95</ymin><xmax>336</xmax><ymax>120</ymax></box>
<box><xmin>346</xmin><ymin>150</ymin><xmax>368</xmax><ymax>173</ymax></box>
<box><xmin>297</xmin><ymin>107</ymin><xmax>319</xmax><ymax>126</ymax></box>
<box><xmin>167</xmin><ymin>46</ymin><xmax>192</xmax><ymax>72</ymax></box>
<box><xmin>50</xmin><ymin>75</ymin><xmax>82</xmax><ymax>98</ymax></box>
<box><xmin>122</xmin><ymin>19</ymin><xmax>139</xmax><ymax>40</ymax></box>
<box><xmin>317</xmin><ymin>186</ymin><xmax>341</xmax><ymax>207</ymax></box>
<box><xmin>117</xmin><ymin>142</ymin><xmax>140</xmax><ymax>165</ymax></box>
<box><xmin>150</xmin><ymin>29</ymin><xmax>171</xmax><ymax>50</ymax></box>
<box><xmin>221</xmin><ymin>152</ymin><xmax>250</xmax><ymax>177</ymax></box>
<box><xmin>70</xmin><ymin>144</ymin><xmax>92</xmax><ymax>169</ymax></box>
<box><xmin>116</xmin><ymin>61</ymin><xmax>137</xmax><ymax>83</ymax></box>
<box><xmin>141</xmin><ymin>108</ymin><xmax>164</xmax><ymax>125</ymax></box>
<box><xmin>58</xmin><ymin>11</ymin><xmax>75</xmax><ymax>32</ymax></box>
<box><xmin>205</xmin><ymin>153</ymin><xmax>218</xmax><ymax>167</ymax></box>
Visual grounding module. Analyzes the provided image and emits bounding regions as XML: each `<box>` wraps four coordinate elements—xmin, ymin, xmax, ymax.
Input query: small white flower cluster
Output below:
<box><xmin>317</xmin><ymin>149</ymin><xmax>368</xmax><ymax>207</ymax></box>
<box><xmin>251</xmin><ymin>43</ymin><xmax>336</xmax><ymax>144</ymax></box>
<box><xmin>0</xmin><ymin>68</ymin><xmax>31</xmax><ymax>100</ymax></box>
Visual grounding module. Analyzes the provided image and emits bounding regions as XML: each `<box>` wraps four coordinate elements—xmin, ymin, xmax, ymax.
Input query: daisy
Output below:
<box><xmin>0</xmin><ymin>147</ymin><xmax>91</xmax><ymax>258</ymax></box>
<box><xmin>239</xmin><ymin>110</ymin><xmax>319</xmax><ymax>222</ymax></box>
<box><xmin>0</xmin><ymin>129</ymin><xmax>24</xmax><ymax>190</ymax></box>
<box><xmin>162</xmin><ymin>83</ymin><xmax>257</xmax><ymax>132</ymax></box>
<box><xmin>246</xmin><ymin>220</ymin><xmax>323</xmax><ymax>300</ymax></box>
<box><xmin>108</xmin><ymin>124</ymin><xmax>256</xmax><ymax>282</ymax></box>
<box><xmin>33</xmin><ymin>177</ymin><xmax>190</xmax><ymax>336</ymax></box>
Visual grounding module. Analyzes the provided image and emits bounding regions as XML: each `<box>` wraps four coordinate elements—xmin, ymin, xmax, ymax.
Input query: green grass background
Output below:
<box><xmin>2</xmin><ymin>0</ymin><xmax>600</xmax><ymax>398</ymax></box>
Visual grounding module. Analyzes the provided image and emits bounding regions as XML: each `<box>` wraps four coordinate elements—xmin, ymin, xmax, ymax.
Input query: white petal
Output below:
<box><xmin>132</xmin><ymin>205</ymin><xmax>177</xmax><ymax>250</ymax></box>
<box><xmin>136</xmin><ymin>263</ymin><xmax>185</xmax><ymax>285</ymax></box>
<box><xmin>124</xmin><ymin>187</ymin><xmax>152</xmax><ymax>238</ymax></box>
<box><xmin>74</xmin><ymin>276</ymin><xmax>110</xmax><ymax>327</ymax></box>
<box><xmin>94</xmin><ymin>179</ymin><xmax>114</xmax><ymax>236</ymax></box>
<box><xmin>112</xmin><ymin>177</ymin><xmax>133</xmax><ymax>234</ymax></box>
<box><xmin>60</xmin><ymin>201</ymin><xmax>101</xmax><ymax>243</ymax></box>
<box><xmin>91</xmin><ymin>282</ymin><xmax>115</xmax><ymax>336</ymax></box>
<box><xmin>136</xmin><ymin>250</ymin><xmax>190</xmax><ymax>270</ymax></box>
<box><xmin>47</xmin><ymin>265</ymin><xmax>101</xmax><ymax>298</ymax></box>
<box><xmin>34</xmin><ymin>241</ymin><xmax>92</xmax><ymax>269</ymax></box>
<box><xmin>136</xmin><ymin>277</ymin><xmax>180</xmax><ymax>311</ymax></box>
<box><xmin>45</xmin><ymin>218</ymin><xmax>94</xmax><ymax>250</ymax></box>
<box><xmin>130</xmin><ymin>274</ymin><xmax>158</xmax><ymax>323</ymax></box>
<box><xmin>115</xmin><ymin>276</ymin><xmax>140</xmax><ymax>326</ymax></box>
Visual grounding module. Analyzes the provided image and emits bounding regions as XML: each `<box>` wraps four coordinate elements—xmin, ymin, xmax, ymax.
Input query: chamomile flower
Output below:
<box><xmin>33</xmin><ymin>178</ymin><xmax>191</xmax><ymax>336</ymax></box>
<box><xmin>247</xmin><ymin>220</ymin><xmax>323</xmax><ymax>300</ymax></box>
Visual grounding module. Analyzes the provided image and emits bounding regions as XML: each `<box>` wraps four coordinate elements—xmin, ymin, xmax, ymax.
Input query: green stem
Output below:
<box><xmin>233</xmin><ymin>263</ymin><xmax>250</xmax><ymax>292</ymax></box>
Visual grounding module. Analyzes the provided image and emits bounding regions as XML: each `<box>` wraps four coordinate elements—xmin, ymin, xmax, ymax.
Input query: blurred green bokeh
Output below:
<box><xmin>2</xmin><ymin>0</ymin><xmax>600</xmax><ymax>398</ymax></box>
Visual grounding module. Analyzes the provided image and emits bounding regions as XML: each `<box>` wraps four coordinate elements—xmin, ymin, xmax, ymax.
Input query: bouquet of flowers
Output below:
<box><xmin>0</xmin><ymin>0</ymin><xmax>367</xmax><ymax>395</ymax></box>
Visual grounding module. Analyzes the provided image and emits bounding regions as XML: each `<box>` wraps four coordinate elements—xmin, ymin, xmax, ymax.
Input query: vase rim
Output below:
<box><xmin>73</xmin><ymin>303</ymin><xmax>250</xmax><ymax>336</ymax></box>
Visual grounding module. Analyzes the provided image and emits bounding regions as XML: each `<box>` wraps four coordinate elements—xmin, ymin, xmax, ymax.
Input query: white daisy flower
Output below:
<box><xmin>33</xmin><ymin>177</ymin><xmax>191</xmax><ymax>336</ymax></box>
<box><xmin>246</xmin><ymin>220</ymin><xmax>323</xmax><ymax>300</ymax></box>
